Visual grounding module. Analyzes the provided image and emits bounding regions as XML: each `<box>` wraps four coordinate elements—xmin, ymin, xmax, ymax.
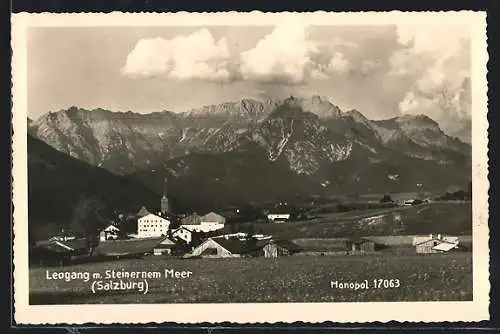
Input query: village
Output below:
<box><xmin>30</xmin><ymin>177</ymin><xmax>468</xmax><ymax>267</ymax></box>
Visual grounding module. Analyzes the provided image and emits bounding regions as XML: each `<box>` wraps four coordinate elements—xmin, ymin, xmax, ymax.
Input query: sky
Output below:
<box><xmin>27</xmin><ymin>23</ymin><xmax>472</xmax><ymax>129</ymax></box>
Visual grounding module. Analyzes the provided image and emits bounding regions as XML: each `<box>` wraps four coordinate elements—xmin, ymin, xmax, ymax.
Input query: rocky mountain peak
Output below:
<box><xmin>396</xmin><ymin>114</ymin><xmax>442</xmax><ymax>133</ymax></box>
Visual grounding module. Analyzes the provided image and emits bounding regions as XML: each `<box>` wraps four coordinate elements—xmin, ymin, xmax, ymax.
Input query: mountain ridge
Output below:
<box><xmin>29</xmin><ymin>96</ymin><xmax>471</xmax><ymax>199</ymax></box>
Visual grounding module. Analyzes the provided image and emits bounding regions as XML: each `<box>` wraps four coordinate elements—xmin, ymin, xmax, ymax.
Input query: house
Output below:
<box><xmin>412</xmin><ymin>234</ymin><xmax>458</xmax><ymax>246</ymax></box>
<box><xmin>172</xmin><ymin>226</ymin><xmax>193</xmax><ymax>244</ymax></box>
<box><xmin>415</xmin><ymin>234</ymin><xmax>459</xmax><ymax>254</ymax></box>
<box><xmin>260</xmin><ymin>239</ymin><xmax>302</xmax><ymax>258</ymax></box>
<box><xmin>99</xmin><ymin>224</ymin><xmax>120</xmax><ymax>241</ymax></box>
<box><xmin>190</xmin><ymin>236</ymin><xmax>253</xmax><ymax>258</ymax></box>
<box><xmin>267</xmin><ymin>213</ymin><xmax>291</xmax><ymax>223</ymax></box>
<box><xmin>153</xmin><ymin>237</ymin><xmax>176</xmax><ymax>256</ymax></box>
<box><xmin>33</xmin><ymin>237</ymin><xmax>93</xmax><ymax>265</ymax></box>
<box><xmin>179</xmin><ymin>212</ymin><xmax>202</xmax><ymax>231</ymax></box>
<box><xmin>199</xmin><ymin>212</ymin><xmax>226</xmax><ymax>232</ymax></box>
<box><xmin>179</xmin><ymin>212</ymin><xmax>226</xmax><ymax>233</ymax></box>
<box><xmin>137</xmin><ymin>213</ymin><xmax>171</xmax><ymax>238</ymax></box>
<box><xmin>346</xmin><ymin>238</ymin><xmax>376</xmax><ymax>252</ymax></box>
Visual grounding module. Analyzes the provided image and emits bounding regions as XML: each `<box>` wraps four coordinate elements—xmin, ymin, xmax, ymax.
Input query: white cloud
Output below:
<box><xmin>239</xmin><ymin>19</ymin><xmax>350</xmax><ymax>84</ymax></box>
<box><xmin>122</xmin><ymin>22</ymin><xmax>354</xmax><ymax>85</ymax></box>
<box><xmin>122</xmin><ymin>29</ymin><xmax>234</xmax><ymax>81</ymax></box>
<box><xmin>239</xmin><ymin>20</ymin><xmax>316</xmax><ymax>84</ymax></box>
<box><xmin>393</xmin><ymin>24</ymin><xmax>471</xmax><ymax>121</ymax></box>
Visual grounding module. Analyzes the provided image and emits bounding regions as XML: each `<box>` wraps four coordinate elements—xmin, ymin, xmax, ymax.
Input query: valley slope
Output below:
<box><xmin>28</xmin><ymin>134</ymin><xmax>159</xmax><ymax>241</ymax></box>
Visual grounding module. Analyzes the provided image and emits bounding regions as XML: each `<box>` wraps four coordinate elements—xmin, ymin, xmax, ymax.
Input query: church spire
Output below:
<box><xmin>161</xmin><ymin>176</ymin><xmax>170</xmax><ymax>214</ymax></box>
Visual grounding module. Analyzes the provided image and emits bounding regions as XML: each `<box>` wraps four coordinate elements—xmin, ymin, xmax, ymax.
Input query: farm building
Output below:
<box><xmin>199</xmin><ymin>212</ymin><xmax>226</xmax><ymax>232</ymax></box>
<box><xmin>32</xmin><ymin>237</ymin><xmax>94</xmax><ymax>265</ymax></box>
<box><xmin>267</xmin><ymin>213</ymin><xmax>291</xmax><ymax>223</ymax></box>
<box><xmin>99</xmin><ymin>224</ymin><xmax>120</xmax><ymax>241</ymax></box>
<box><xmin>346</xmin><ymin>238</ymin><xmax>376</xmax><ymax>252</ymax></box>
<box><xmin>190</xmin><ymin>237</ymin><xmax>253</xmax><ymax>258</ymax></box>
<box><xmin>412</xmin><ymin>234</ymin><xmax>458</xmax><ymax>246</ymax></box>
<box><xmin>137</xmin><ymin>213</ymin><xmax>171</xmax><ymax>238</ymax></box>
<box><xmin>260</xmin><ymin>239</ymin><xmax>302</xmax><ymax>258</ymax></box>
<box><xmin>179</xmin><ymin>211</ymin><xmax>226</xmax><ymax>233</ymax></box>
<box><xmin>415</xmin><ymin>234</ymin><xmax>459</xmax><ymax>254</ymax></box>
<box><xmin>172</xmin><ymin>226</ymin><xmax>193</xmax><ymax>244</ymax></box>
<box><xmin>153</xmin><ymin>237</ymin><xmax>176</xmax><ymax>256</ymax></box>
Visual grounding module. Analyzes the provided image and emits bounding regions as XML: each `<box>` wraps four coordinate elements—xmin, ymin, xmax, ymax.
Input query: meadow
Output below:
<box><xmin>230</xmin><ymin>202</ymin><xmax>472</xmax><ymax>239</ymax></box>
<box><xmin>30</xmin><ymin>252</ymin><xmax>472</xmax><ymax>304</ymax></box>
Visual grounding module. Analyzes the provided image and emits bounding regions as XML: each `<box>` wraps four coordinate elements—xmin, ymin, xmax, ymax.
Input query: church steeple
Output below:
<box><xmin>161</xmin><ymin>176</ymin><xmax>170</xmax><ymax>214</ymax></box>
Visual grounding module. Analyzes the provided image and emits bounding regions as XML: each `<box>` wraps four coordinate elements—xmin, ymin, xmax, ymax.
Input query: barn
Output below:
<box><xmin>153</xmin><ymin>237</ymin><xmax>176</xmax><ymax>256</ymax></box>
<box><xmin>261</xmin><ymin>239</ymin><xmax>302</xmax><ymax>258</ymax></box>
<box><xmin>190</xmin><ymin>237</ymin><xmax>252</xmax><ymax>258</ymax></box>
<box><xmin>346</xmin><ymin>238</ymin><xmax>376</xmax><ymax>253</ymax></box>
<box><xmin>415</xmin><ymin>235</ymin><xmax>459</xmax><ymax>254</ymax></box>
<box><xmin>32</xmin><ymin>237</ymin><xmax>93</xmax><ymax>266</ymax></box>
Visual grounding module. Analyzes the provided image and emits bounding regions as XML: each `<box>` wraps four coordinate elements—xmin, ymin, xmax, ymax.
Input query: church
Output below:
<box><xmin>136</xmin><ymin>177</ymin><xmax>179</xmax><ymax>239</ymax></box>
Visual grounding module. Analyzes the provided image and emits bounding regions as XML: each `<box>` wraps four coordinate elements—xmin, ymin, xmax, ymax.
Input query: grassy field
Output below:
<box><xmin>230</xmin><ymin>202</ymin><xmax>472</xmax><ymax>239</ymax></box>
<box><xmin>30</xmin><ymin>252</ymin><xmax>472</xmax><ymax>304</ymax></box>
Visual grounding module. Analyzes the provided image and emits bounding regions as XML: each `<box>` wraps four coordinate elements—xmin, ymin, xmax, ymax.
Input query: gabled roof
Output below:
<box><xmin>432</xmin><ymin>242</ymin><xmax>458</xmax><ymax>252</ymax></box>
<box><xmin>347</xmin><ymin>237</ymin><xmax>374</xmax><ymax>245</ymax></box>
<box><xmin>137</xmin><ymin>206</ymin><xmax>150</xmax><ymax>217</ymax></box>
<box><xmin>415</xmin><ymin>237</ymin><xmax>459</xmax><ymax>246</ymax></box>
<box><xmin>36</xmin><ymin>238</ymin><xmax>90</xmax><ymax>253</ymax></box>
<box><xmin>173</xmin><ymin>226</ymin><xmax>193</xmax><ymax>234</ymax></box>
<box><xmin>256</xmin><ymin>239</ymin><xmax>302</xmax><ymax>252</ymax></box>
<box><xmin>139</xmin><ymin>213</ymin><xmax>170</xmax><ymax>221</ymax></box>
<box><xmin>201</xmin><ymin>212</ymin><xmax>226</xmax><ymax>223</ymax></box>
<box><xmin>104</xmin><ymin>225</ymin><xmax>120</xmax><ymax>232</ymax></box>
<box><xmin>181</xmin><ymin>213</ymin><xmax>202</xmax><ymax>225</ymax></box>
<box><xmin>158</xmin><ymin>237</ymin><xmax>176</xmax><ymax>246</ymax></box>
<box><xmin>212</xmin><ymin>238</ymin><xmax>253</xmax><ymax>254</ymax></box>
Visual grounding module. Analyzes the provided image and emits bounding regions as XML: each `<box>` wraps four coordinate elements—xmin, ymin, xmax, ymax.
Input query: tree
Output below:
<box><xmin>69</xmin><ymin>196</ymin><xmax>108</xmax><ymax>237</ymax></box>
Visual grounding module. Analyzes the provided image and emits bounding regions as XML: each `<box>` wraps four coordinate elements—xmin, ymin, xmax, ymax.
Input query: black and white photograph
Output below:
<box><xmin>12</xmin><ymin>11</ymin><xmax>489</xmax><ymax>324</ymax></box>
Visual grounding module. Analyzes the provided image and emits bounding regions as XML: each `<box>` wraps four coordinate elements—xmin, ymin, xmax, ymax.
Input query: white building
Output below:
<box><xmin>267</xmin><ymin>213</ymin><xmax>291</xmax><ymax>222</ymax></box>
<box><xmin>99</xmin><ymin>224</ymin><xmax>120</xmax><ymax>241</ymax></box>
<box><xmin>180</xmin><ymin>212</ymin><xmax>226</xmax><ymax>233</ymax></box>
<box><xmin>172</xmin><ymin>226</ymin><xmax>193</xmax><ymax>244</ymax></box>
<box><xmin>137</xmin><ymin>213</ymin><xmax>171</xmax><ymax>238</ymax></box>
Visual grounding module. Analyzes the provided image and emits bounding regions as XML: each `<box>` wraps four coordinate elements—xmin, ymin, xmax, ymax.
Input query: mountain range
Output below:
<box><xmin>28</xmin><ymin>95</ymin><xmax>472</xmax><ymax>209</ymax></box>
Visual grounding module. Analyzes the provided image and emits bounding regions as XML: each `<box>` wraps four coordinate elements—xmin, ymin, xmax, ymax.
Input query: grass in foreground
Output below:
<box><xmin>30</xmin><ymin>252</ymin><xmax>472</xmax><ymax>304</ymax></box>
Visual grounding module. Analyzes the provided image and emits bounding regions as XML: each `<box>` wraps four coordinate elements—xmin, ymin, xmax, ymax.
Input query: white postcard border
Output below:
<box><xmin>11</xmin><ymin>11</ymin><xmax>490</xmax><ymax>324</ymax></box>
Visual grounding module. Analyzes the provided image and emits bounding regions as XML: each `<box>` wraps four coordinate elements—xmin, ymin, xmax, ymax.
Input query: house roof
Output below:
<box><xmin>181</xmin><ymin>213</ymin><xmax>202</xmax><ymax>225</ymax></box>
<box><xmin>347</xmin><ymin>237</ymin><xmax>374</xmax><ymax>245</ymax></box>
<box><xmin>137</xmin><ymin>206</ymin><xmax>150</xmax><ymax>217</ymax></box>
<box><xmin>256</xmin><ymin>239</ymin><xmax>302</xmax><ymax>252</ymax></box>
<box><xmin>201</xmin><ymin>212</ymin><xmax>226</xmax><ymax>223</ymax></box>
<box><xmin>158</xmin><ymin>237</ymin><xmax>176</xmax><ymax>246</ymax></box>
<box><xmin>104</xmin><ymin>225</ymin><xmax>120</xmax><ymax>232</ymax></box>
<box><xmin>139</xmin><ymin>213</ymin><xmax>170</xmax><ymax>221</ymax></box>
<box><xmin>415</xmin><ymin>237</ymin><xmax>459</xmax><ymax>246</ymax></box>
<box><xmin>214</xmin><ymin>238</ymin><xmax>253</xmax><ymax>254</ymax></box>
<box><xmin>173</xmin><ymin>226</ymin><xmax>192</xmax><ymax>234</ymax></box>
<box><xmin>35</xmin><ymin>238</ymin><xmax>90</xmax><ymax>253</ymax></box>
<box><xmin>432</xmin><ymin>242</ymin><xmax>459</xmax><ymax>252</ymax></box>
